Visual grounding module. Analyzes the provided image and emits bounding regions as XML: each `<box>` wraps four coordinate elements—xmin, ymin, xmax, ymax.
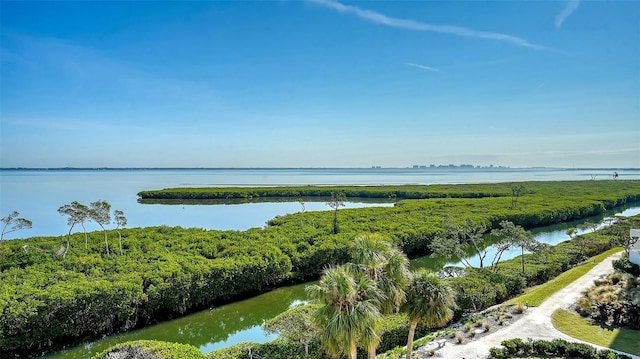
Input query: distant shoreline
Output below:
<box><xmin>1</xmin><ymin>167</ymin><xmax>639</xmax><ymax>171</ymax></box>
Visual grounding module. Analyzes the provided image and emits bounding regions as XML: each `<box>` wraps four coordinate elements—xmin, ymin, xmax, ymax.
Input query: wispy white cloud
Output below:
<box><xmin>555</xmin><ymin>0</ymin><xmax>580</xmax><ymax>29</ymax></box>
<box><xmin>404</xmin><ymin>62</ymin><xmax>440</xmax><ymax>72</ymax></box>
<box><xmin>308</xmin><ymin>0</ymin><xmax>552</xmax><ymax>51</ymax></box>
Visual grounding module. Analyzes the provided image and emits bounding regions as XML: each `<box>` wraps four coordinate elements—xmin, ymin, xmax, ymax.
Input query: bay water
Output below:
<box><xmin>2</xmin><ymin>167</ymin><xmax>638</xmax><ymax>239</ymax></box>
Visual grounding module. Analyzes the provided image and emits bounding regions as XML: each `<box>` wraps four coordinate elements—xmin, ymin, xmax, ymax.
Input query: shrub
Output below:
<box><xmin>489</xmin><ymin>347</ymin><xmax>509</xmax><ymax>359</ymax></box>
<box><xmin>205</xmin><ymin>343</ymin><xmax>253</xmax><ymax>359</ymax></box>
<box><xmin>577</xmin><ymin>297</ymin><xmax>593</xmax><ymax>316</ymax></box>
<box><xmin>565</xmin><ymin>342</ymin><xmax>597</xmax><ymax>358</ymax></box>
<box><xmin>613</xmin><ymin>254</ymin><xmax>640</xmax><ymax>276</ymax></box>
<box><xmin>482</xmin><ymin>320</ymin><xmax>491</xmax><ymax>331</ymax></box>
<box><xmin>531</xmin><ymin>339</ymin><xmax>555</xmax><ymax>355</ymax></box>
<box><xmin>597</xmin><ymin>350</ymin><xmax>620</xmax><ymax>359</ymax></box>
<box><xmin>597</xmin><ymin>349</ymin><xmax>633</xmax><ymax>359</ymax></box>
<box><xmin>550</xmin><ymin>338</ymin><xmax>570</xmax><ymax>355</ymax></box>
<box><xmin>501</xmin><ymin>339</ymin><xmax>517</xmax><ymax>355</ymax></box>
<box><xmin>512</xmin><ymin>303</ymin><xmax>525</xmax><ymax>314</ymax></box>
<box><xmin>610</xmin><ymin>272</ymin><xmax>624</xmax><ymax>285</ymax></box>
<box><xmin>492</xmin><ymin>339</ymin><xmax>632</xmax><ymax>359</ymax></box>
<box><xmin>501</xmin><ymin>338</ymin><xmax>529</xmax><ymax>355</ymax></box>
<box><xmin>92</xmin><ymin>340</ymin><xmax>204</xmax><ymax>359</ymax></box>
<box><xmin>248</xmin><ymin>338</ymin><xmax>322</xmax><ymax>359</ymax></box>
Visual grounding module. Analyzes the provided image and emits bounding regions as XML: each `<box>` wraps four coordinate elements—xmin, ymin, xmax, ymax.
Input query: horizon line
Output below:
<box><xmin>1</xmin><ymin>166</ymin><xmax>638</xmax><ymax>171</ymax></box>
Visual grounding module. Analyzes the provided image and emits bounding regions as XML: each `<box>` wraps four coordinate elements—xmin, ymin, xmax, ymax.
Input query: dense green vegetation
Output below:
<box><xmin>206</xmin><ymin>312</ymin><xmax>436</xmax><ymax>359</ymax></box>
<box><xmin>137</xmin><ymin>181</ymin><xmax>640</xmax><ymax>208</ymax></box>
<box><xmin>92</xmin><ymin>340</ymin><xmax>204</xmax><ymax>359</ymax></box>
<box><xmin>137</xmin><ymin>183</ymin><xmax>513</xmax><ymax>202</ymax></box>
<box><xmin>489</xmin><ymin>338</ymin><xmax>633</xmax><ymax>359</ymax></box>
<box><xmin>208</xmin><ymin>236</ymin><xmax>633</xmax><ymax>359</ymax></box>
<box><xmin>1</xmin><ymin>180</ymin><xmax>640</xmax><ymax>357</ymax></box>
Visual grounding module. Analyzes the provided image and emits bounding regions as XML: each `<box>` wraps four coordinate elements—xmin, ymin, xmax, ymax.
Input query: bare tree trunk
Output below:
<box><xmin>406</xmin><ymin>318</ymin><xmax>418</xmax><ymax>359</ymax></box>
<box><xmin>118</xmin><ymin>232</ymin><xmax>123</xmax><ymax>255</ymax></box>
<box><xmin>63</xmin><ymin>224</ymin><xmax>76</xmax><ymax>260</ymax></box>
<box><xmin>470</xmin><ymin>242</ymin><xmax>486</xmax><ymax>268</ymax></box>
<box><xmin>102</xmin><ymin>227</ymin><xmax>110</xmax><ymax>256</ymax></box>
<box><xmin>81</xmin><ymin>223</ymin><xmax>88</xmax><ymax>249</ymax></box>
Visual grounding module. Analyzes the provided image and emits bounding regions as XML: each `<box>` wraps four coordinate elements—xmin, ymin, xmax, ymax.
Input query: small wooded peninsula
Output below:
<box><xmin>2</xmin><ymin>180</ymin><xmax>640</xmax><ymax>358</ymax></box>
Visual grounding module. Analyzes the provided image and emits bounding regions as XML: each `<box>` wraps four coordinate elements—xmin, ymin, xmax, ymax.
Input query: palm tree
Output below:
<box><xmin>402</xmin><ymin>270</ymin><xmax>456</xmax><ymax>359</ymax></box>
<box><xmin>306</xmin><ymin>265</ymin><xmax>382</xmax><ymax>359</ymax></box>
<box><xmin>351</xmin><ymin>234</ymin><xmax>411</xmax><ymax>359</ymax></box>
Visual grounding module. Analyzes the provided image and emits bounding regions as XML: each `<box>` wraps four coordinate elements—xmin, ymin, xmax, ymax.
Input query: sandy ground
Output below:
<box><xmin>410</xmin><ymin>251</ymin><xmax>640</xmax><ymax>359</ymax></box>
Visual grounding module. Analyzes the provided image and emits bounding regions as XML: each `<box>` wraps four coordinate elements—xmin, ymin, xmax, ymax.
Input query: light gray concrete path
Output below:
<box><xmin>411</xmin><ymin>251</ymin><xmax>640</xmax><ymax>359</ymax></box>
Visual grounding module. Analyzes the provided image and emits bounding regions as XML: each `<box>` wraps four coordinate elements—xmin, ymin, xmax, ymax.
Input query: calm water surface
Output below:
<box><xmin>2</xmin><ymin>168</ymin><xmax>638</xmax><ymax>239</ymax></box>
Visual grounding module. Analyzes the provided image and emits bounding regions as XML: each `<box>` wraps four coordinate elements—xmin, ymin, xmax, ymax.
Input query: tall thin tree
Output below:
<box><xmin>491</xmin><ymin>220</ymin><xmax>538</xmax><ymax>275</ymax></box>
<box><xmin>263</xmin><ymin>304</ymin><xmax>321</xmax><ymax>357</ymax></box>
<box><xmin>1</xmin><ymin>211</ymin><xmax>32</xmax><ymax>242</ymax></box>
<box><xmin>430</xmin><ymin>217</ymin><xmax>489</xmax><ymax>268</ymax></box>
<box><xmin>113</xmin><ymin>210</ymin><xmax>127</xmax><ymax>256</ymax></box>
<box><xmin>58</xmin><ymin>201</ymin><xmax>91</xmax><ymax>257</ymax></box>
<box><xmin>326</xmin><ymin>191</ymin><xmax>346</xmax><ymax>234</ymax></box>
<box><xmin>89</xmin><ymin>200</ymin><xmax>111</xmax><ymax>255</ymax></box>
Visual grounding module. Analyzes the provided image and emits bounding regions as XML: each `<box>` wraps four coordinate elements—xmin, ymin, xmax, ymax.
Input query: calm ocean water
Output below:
<box><xmin>1</xmin><ymin>167</ymin><xmax>638</xmax><ymax>239</ymax></box>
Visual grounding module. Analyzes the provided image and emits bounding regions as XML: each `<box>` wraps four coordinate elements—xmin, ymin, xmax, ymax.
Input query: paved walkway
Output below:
<box><xmin>412</xmin><ymin>251</ymin><xmax>639</xmax><ymax>359</ymax></box>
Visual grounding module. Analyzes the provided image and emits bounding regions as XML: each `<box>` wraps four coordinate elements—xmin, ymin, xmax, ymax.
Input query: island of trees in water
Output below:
<box><xmin>1</xmin><ymin>180</ymin><xmax>640</xmax><ymax>358</ymax></box>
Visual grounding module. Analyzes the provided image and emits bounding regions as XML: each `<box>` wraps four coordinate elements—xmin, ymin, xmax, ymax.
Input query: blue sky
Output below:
<box><xmin>1</xmin><ymin>0</ymin><xmax>639</xmax><ymax>168</ymax></box>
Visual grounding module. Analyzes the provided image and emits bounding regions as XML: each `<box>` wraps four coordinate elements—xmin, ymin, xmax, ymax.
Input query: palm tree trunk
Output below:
<box><xmin>406</xmin><ymin>318</ymin><xmax>418</xmax><ymax>359</ymax></box>
<box><xmin>521</xmin><ymin>246</ymin><xmax>525</xmax><ymax>275</ymax></box>
<box><xmin>368</xmin><ymin>346</ymin><xmax>376</xmax><ymax>359</ymax></box>
<box><xmin>349</xmin><ymin>339</ymin><xmax>357</xmax><ymax>359</ymax></box>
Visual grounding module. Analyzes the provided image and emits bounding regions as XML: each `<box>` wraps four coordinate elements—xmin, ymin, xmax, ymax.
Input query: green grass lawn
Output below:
<box><xmin>506</xmin><ymin>247</ymin><xmax>623</xmax><ymax>307</ymax></box>
<box><xmin>551</xmin><ymin>309</ymin><xmax>640</xmax><ymax>356</ymax></box>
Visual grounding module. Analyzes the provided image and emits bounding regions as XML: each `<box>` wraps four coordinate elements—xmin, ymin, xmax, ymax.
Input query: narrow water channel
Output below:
<box><xmin>41</xmin><ymin>204</ymin><xmax>640</xmax><ymax>359</ymax></box>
